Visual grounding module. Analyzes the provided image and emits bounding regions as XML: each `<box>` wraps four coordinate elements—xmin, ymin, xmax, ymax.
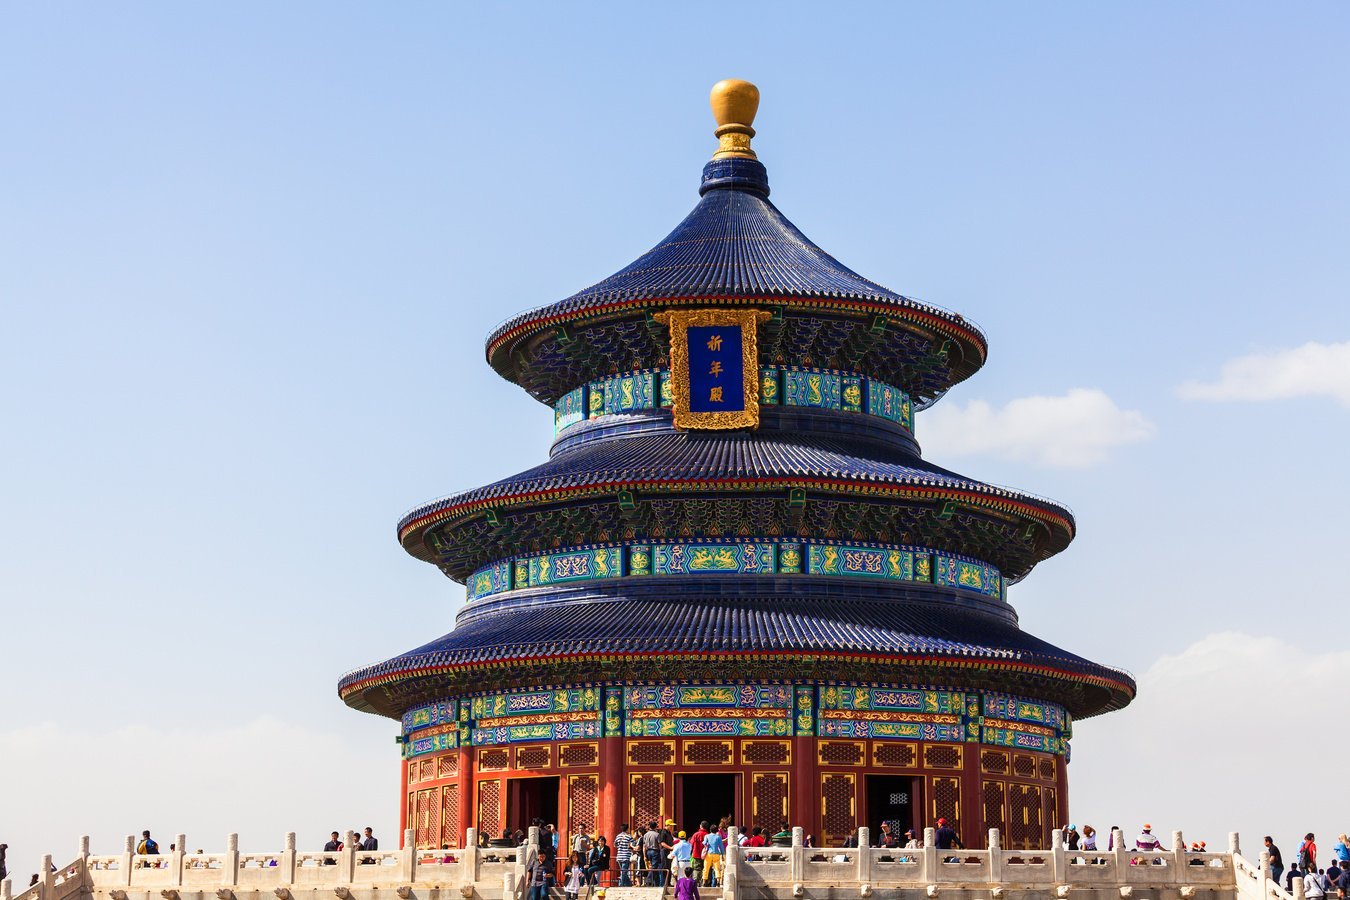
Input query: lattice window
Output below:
<box><xmin>517</xmin><ymin>746</ymin><xmax>551</xmax><ymax>770</ymax></box>
<box><xmin>478</xmin><ymin>748</ymin><xmax>510</xmax><ymax>771</ymax></box>
<box><xmin>982</xmin><ymin>781</ymin><xmax>1006</xmax><ymax>835</ymax></box>
<box><xmin>981</xmin><ymin>750</ymin><xmax>1009</xmax><ymax>774</ymax></box>
<box><xmin>818</xmin><ymin>741</ymin><xmax>864</xmax><ymax>765</ymax></box>
<box><xmin>684</xmin><ymin>741</ymin><xmax>733</xmax><ymax>765</ymax></box>
<box><xmin>1012</xmin><ymin>754</ymin><xmax>1035</xmax><ymax>778</ymax></box>
<box><xmin>561</xmin><ymin>743</ymin><xmax>598</xmax><ymax>767</ymax></box>
<box><xmin>478</xmin><ymin>781</ymin><xmax>502</xmax><ymax>838</ymax></box>
<box><xmin>420</xmin><ymin>759</ymin><xmax>436</xmax><ymax>781</ymax></box>
<box><xmin>416</xmin><ymin>789</ymin><xmax>434</xmax><ymax>847</ymax></box>
<box><xmin>925</xmin><ymin>744</ymin><xmax>961</xmax><ymax>769</ymax></box>
<box><xmin>442</xmin><ymin>785</ymin><xmax>461</xmax><ymax>848</ymax></box>
<box><xmin>930</xmin><ymin>776</ymin><xmax>960</xmax><ymax>835</ymax></box>
<box><xmin>627</xmin><ymin>741</ymin><xmax>675</xmax><ymax>766</ymax></box>
<box><xmin>821</xmin><ymin>773</ymin><xmax>856</xmax><ymax>845</ymax></box>
<box><xmin>407</xmin><ymin>792</ymin><xmax>416</xmax><ymax>834</ymax></box>
<box><xmin>1039</xmin><ymin>758</ymin><xmax>1055</xmax><ymax>781</ymax></box>
<box><xmin>630</xmin><ymin>774</ymin><xmax>663</xmax><ymax>827</ymax></box>
<box><xmin>1006</xmin><ymin>783</ymin><xmax>1043</xmax><ymax>850</ymax></box>
<box><xmin>742</xmin><ymin>741</ymin><xmax>790</xmax><ymax>765</ymax></box>
<box><xmin>752</xmin><ymin>773</ymin><xmax>788</xmax><ymax>831</ymax></box>
<box><xmin>874</xmin><ymin>743</ymin><xmax>916</xmax><ymax>768</ymax></box>
<box><xmin>438</xmin><ymin>755</ymin><xmax>458</xmax><ymax>778</ymax></box>
<box><xmin>1044</xmin><ymin>787</ymin><xmax>1058</xmax><ymax>838</ymax></box>
<box><xmin>569</xmin><ymin>776</ymin><xmax>599</xmax><ymax>833</ymax></box>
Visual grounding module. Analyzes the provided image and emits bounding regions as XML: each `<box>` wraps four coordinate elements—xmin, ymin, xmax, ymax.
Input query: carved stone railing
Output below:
<box><xmin>0</xmin><ymin>826</ymin><xmax>1260</xmax><ymax>900</ymax></box>
<box><xmin>724</xmin><ymin>827</ymin><xmax>1241</xmax><ymax>899</ymax></box>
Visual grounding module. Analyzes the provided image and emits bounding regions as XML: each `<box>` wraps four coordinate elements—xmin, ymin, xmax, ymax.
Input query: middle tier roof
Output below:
<box><xmin>398</xmin><ymin>419</ymin><xmax>1074</xmax><ymax>582</ymax></box>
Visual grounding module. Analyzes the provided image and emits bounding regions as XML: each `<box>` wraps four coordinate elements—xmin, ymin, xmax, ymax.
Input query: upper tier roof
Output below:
<box><xmin>484</xmin><ymin>163</ymin><xmax>986</xmax><ymax>406</ymax></box>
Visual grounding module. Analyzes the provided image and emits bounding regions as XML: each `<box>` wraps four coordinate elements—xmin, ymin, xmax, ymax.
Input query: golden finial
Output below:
<box><xmin>710</xmin><ymin>79</ymin><xmax>760</xmax><ymax>160</ymax></box>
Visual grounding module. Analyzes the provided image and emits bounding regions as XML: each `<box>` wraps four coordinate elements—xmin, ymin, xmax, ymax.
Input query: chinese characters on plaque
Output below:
<box><xmin>654</xmin><ymin>308</ymin><xmax>771</xmax><ymax>430</ymax></box>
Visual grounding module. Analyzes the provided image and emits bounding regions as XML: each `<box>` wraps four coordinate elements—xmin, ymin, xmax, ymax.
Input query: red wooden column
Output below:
<box><xmin>457</xmin><ymin>743</ymin><xmax>474</xmax><ymax>847</ymax></box>
<box><xmin>791</xmin><ymin>735</ymin><xmax>817</xmax><ymax>834</ymax></box>
<box><xmin>597</xmin><ymin>688</ymin><xmax>625</xmax><ymax>840</ymax></box>
<box><xmin>791</xmin><ymin>687</ymin><xmax>818</xmax><ymax>836</ymax></box>
<box><xmin>398</xmin><ymin>757</ymin><xmax>410</xmax><ymax>848</ymax></box>
<box><xmin>960</xmin><ymin>742</ymin><xmax>983</xmax><ymax>848</ymax></box>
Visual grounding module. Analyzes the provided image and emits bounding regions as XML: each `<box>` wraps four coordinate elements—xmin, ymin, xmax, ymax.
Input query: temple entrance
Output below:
<box><xmin>507</xmin><ymin>776</ymin><xmax>560</xmax><ymax>837</ymax></box>
<box><xmin>865</xmin><ymin>775</ymin><xmax>917</xmax><ymax>841</ymax></box>
<box><xmin>674</xmin><ymin>773</ymin><xmax>739</xmax><ymax>833</ymax></box>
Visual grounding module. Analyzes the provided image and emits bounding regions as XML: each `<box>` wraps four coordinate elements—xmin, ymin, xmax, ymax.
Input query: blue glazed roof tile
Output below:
<box><xmin>486</xmin><ymin>159</ymin><xmax>984</xmax><ymax>353</ymax></box>
<box><xmin>339</xmin><ymin>596</ymin><xmax>1134</xmax><ymax>717</ymax></box>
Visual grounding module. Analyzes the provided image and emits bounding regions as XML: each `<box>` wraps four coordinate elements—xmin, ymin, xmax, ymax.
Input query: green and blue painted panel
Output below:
<box><xmin>604</xmin><ymin>371</ymin><xmax>655</xmax><ymax>415</ymax></box>
<box><xmin>934</xmin><ymin>553</ymin><xmax>1002</xmax><ymax>598</ymax></box>
<box><xmin>807</xmin><ymin>543</ymin><xmax>918</xmax><ymax>581</ymax></box>
<box><xmin>652</xmin><ymin>542</ymin><xmax>776</xmax><ymax>575</ymax></box>
<box><xmin>469</xmin><ymin>560</ymin><xmax>512</xmax><ymax>600</ymax></box>
<box><xmin>626</xmin><ymin>717</ymin><xmax>792</xmax><ymax>738</ymax></box>
<box><xmin>474</xmin><ymin>720</ymin><xmax>603</xmax><ymax>747</ymax></box>
<box><xmin>819</xmin><ymin>719</ymin><xmax>965</xmax><ymax>741</ymax></box>
<box><xmin>785</xmin><ymin>369</ymin><xmax>842</xmax><ymax>408</ymax></box>
<box><xmin>626</xmin><ymin>684</ymin><xmax>792</xmax><ymax>710</ymax></box>
<box><xmin>867</xmin><ymin>381</ymin><xmax>913</xmax><ymax>430</ymax></box>
<box><xmin>528</xmin><ymin>547</ymin><xmax>622</xmax><ymax>586</ymax></box>
<box><xmin>818</xmin><ymin>686</ymin><xmax>966</xmax><ymax>714</ymax></box>
<box><xmin>470</xmin><ymin>687</ymin><xmax>601</xmax><ymax>719</ymax></box>
<box><xmin>554</xmin><ymin>386</ymin><xmax>586</xmax><ymax>432</ymax></box>
<box><xmin>403</xmin><ymin>700</ymin><xmax>457</xmax><ymax>734</ymax></box>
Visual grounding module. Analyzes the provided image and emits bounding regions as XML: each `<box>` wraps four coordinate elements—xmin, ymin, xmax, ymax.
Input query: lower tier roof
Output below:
<box><xmin>339</xmin><ymin>589</ymin><xmax>1133</xmax><ymax>721</ymax></box>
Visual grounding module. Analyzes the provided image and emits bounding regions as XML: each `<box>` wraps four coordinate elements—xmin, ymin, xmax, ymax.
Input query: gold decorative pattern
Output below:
<box><xmin>654</xmin><ymin>308</ymin><xmax>772</xmax><ymax>431</ymax></box>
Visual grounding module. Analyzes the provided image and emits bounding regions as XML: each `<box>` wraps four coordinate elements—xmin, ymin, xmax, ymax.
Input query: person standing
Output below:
<box><xmin>614</xmin><ymin>824</ymin><xmax>634</xmax><ymax>887</ymax></box>
<box><xmin>563</xmin><ymin>852</ymin><xmax>584</xmax><ymax>900</ymax></box>
<box><xmin>1082</xmin><ymin>826</ymin><xmax>1098</xmax><ymax>852</ymax></box>
<box><xmin>1136</xmin><ymin>825</ymin><xmax>1163</xmax><ymax>851</ymax></box>
<box><xmin>1334</xmin><ymin>835</ymin><xmax>1350</xmax><ymax>868</ymax></box>
<box><xmin>642</xmin><ymin>823</ymin><xmax>662</xmax><ymax>887</ymax></box>
<box><xmin>934</xmin><ymin>819</ymin><xmax>962</xmax><ymax>851</ymax></box>
<box><xmin>527</xmin><ymin>849</ymin><xmax>549</xmax><ymax>900</ymax></box>
<box><xmin>675</xmin><ymin>866</ymin><xmax>701</xmax><ymax>900</ymax></box>
<box><xmin>0</xmin><ymin>843</ymin><xmax>8</xmax><ymax>882</ymax></box>
<box><xmin>1303</xmin><ymin>835</ymin><xmax>1320</xmax><ymax>877</ymax></box>
<box><xmin>137</xmin><ymin>831</ymin><xmax>159</xmax><ymax>856</ymax></box>
<box><xmin>701</xmin><ymin>827</ymin><xmax>724</xmax><ymax>887</ymax></box>
<box><xmin>690</xmin><ymin>821</ymin><xmax>709</xmax><ymax>885</ymax></box>
<box><xmin>670</xmin><ymin>831</ymin><xmax>692</xmax><ymax>882</ymax></box>
<box><xmin>1266</xmin><ymin>836</ymin><xmax>1285</xmax><ymax>887</ymax></box>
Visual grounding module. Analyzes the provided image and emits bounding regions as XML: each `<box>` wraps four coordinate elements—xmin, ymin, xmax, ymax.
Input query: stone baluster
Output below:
<box><xmin>1293</xmin><ymin>876</ymin><xmax>1306</xmax><ymax>900</ymax></box>
<box><xmin>791</xmin><ymin>827</ymin><xmax>804</xmax><ymax>883</ymax></box>
<box><xmin>41</xmin><ymin>854</ymin><xmax>55</xmax><ymax>900</ymax></box>
<box><xmin>1260</xmin><ymin>850</ymin><xmax>1273</xmax><ymax>898</ymax></box>
<box><xmin>922</xmin><ymin>827</ymin><xmax>937</xmax><ymax>884</ymax></box>
<box><xmin>856</xmin><ymin>827</ymin><xmax>872</xmax><ymax>886</ymax></box>
<box><xmin>224</xmin><ymin>834</ymin><xmax>239</xmax><ymax>887</ymax></box>
<box><xmin>1051</xmin><ymin>829</ymin><xmax>1065</xmax><ymax>883</ymax></box>
<box><xmin>724</xmin><ymin>827</ymin><xmax>740</xmax><ymax>900</ymax></box>
<box><xmin>988</xmin><ymin>829</ymin><xmax>1003</xmax><ymax>885</ymax></box>
<box><xmin>462</xmin><ymin>828</ymin><xmax>479</xmax><ymax>888</ymax></box>
<box><xmin>1230</xmin><ymin>834</ymin><xmax>1241</xmax><ymax>858</ymax></box>
<box><xmin>79</xmin><ymin>837</ymin><xmax>91</xmax><ymax>889</ymax></box>
<box><xmin>280</xmin><ymin>832</ymin><xmax>297</xmax><ymax>884</ymax></box>
<box><xmin>171</xmin><ymin>835</ymin><xmax>186</xmax><ymax>887</ymax></box>
<box><xmin>122</xmin><ymin>836</ymin><xmax>135</xmax><ymax>887</ymax></box>
<box><xmin>1173</xmin><ymin>831</ymin><xmax>1187</xmax><ymax>870</ymax></box>
<box><xmin>1111</xmin><ymin>828</ymin><xmax>1126</xmax><ymax>875</ymax></box>
<box><xmin>1</xmin><ymin>877</ymin><xmax>11</xmax><ymax>900</ymax></box>
<box><xmin>340</xmin><ymin>832</ymin><xmax>356</xmax><ymax>884</ymax></box>
<box><xmin>401</xmin><ymin>829</ymin><xmax>416</xmax><ymax>883</ymax></box>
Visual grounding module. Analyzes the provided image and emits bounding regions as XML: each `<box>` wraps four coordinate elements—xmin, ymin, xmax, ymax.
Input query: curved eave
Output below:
<box><xmin>485</xmin><ymin>294</ymin><xmax>988</xmax><ymax>392</ymax></box>
<box><xmin>340</xmin><ymin>650</ymin><xmax>1134</xmax><ymax>721</ymax></box>
<box><xmin>398</xmin><ymin>475</ymin><xmax>1073</xmax><ymax>564</ymax></box>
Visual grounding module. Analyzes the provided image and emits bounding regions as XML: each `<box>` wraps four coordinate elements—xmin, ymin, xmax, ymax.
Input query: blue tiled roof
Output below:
<box><xmin>338</xmin><ymin>594</ymin><xmax>1134</xmax><ymax>718</ymax></box>
<box><xmin>398</xmin><ymin>428</ymin><xmax>1073</xmax><ymax>544</ymax></box>
<box><xmin>485</xmin><ymin>159</ymin><xmax>984</xmax><ymax>352</ymax></box>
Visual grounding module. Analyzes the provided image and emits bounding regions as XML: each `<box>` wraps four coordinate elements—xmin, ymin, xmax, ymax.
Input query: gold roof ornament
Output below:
<box><xmin>710</xmin><ymin>78</ymin><xmax>760</xmax><ymax>160</ymax></box>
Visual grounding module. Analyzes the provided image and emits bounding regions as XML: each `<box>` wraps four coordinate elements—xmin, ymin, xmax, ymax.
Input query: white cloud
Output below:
<box><xmin>0</xmin><ymin>716</ymin><xmax>394</xmax><ymax>880</ymax></box>
<box><xmin>1178</xmin><ymin>340</ymin><xmax>1350</xmax><ymax>406</ymax></box>
<box><xmin>919</xmin><ymin>389</ymin><xmax>1155</xmax><ymax>468</ymax></box>
<box><xmin>1071</xmin><ymin>632</ymin><xmax>1350</xmax><ymax>854</ymax></box>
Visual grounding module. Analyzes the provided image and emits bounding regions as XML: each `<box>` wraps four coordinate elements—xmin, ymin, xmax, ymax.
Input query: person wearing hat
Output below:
<box><xmin>670</xmin><ymin>831</ymin><xmax>692</xmax><ymax>881</ymax></box>
<box><xmin>658</xmin><ymin>821</ymin><xmax>676</xmax><ymax>885</ymax></box>
<box><xmin>1065</xmin><ymin>824</ymin><xmax>1080</xmax><ymax>851</ymax></box>
<box><xmin>873</xmin><ymin>822</ymin><xmax>900</xmax><ymax>849</ymax></box>
<box><xmin>1135</xmin><ymin>825</ymin><xmax>1163</xmax><ymax>851</ymax></box>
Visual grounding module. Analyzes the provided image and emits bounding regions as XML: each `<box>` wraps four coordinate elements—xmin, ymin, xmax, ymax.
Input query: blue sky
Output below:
<box><xmin>2</xmin><ymin>2</ymin><xmax>1348</xmax><ymax>876</ymax></box>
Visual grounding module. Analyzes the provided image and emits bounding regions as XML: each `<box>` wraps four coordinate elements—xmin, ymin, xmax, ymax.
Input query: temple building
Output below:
<box><xmin>339</xmin><ymin>80</ymin><xmax>1135</xmax><ymax>852</ymax></box>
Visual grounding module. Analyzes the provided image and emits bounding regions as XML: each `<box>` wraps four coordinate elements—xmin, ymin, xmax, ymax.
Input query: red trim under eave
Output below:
<box><xmin>484</xmin><ymin>295</ymin><xmax>988</xmax><ymax>366</ymax></box>
<box><xmin>338</xmin><ymin>648</ymin><xmax>1134</xmax><ymax>704</ymax></box>
<box><xmin>397</xmin><ymin>476</ymin><xmax>1074</xmax><ymax>546</ymax></box>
